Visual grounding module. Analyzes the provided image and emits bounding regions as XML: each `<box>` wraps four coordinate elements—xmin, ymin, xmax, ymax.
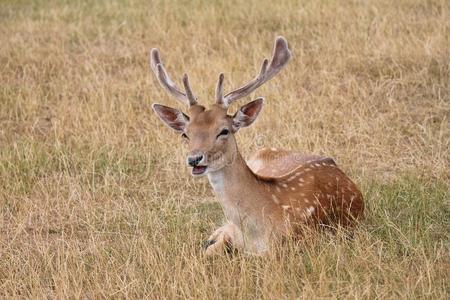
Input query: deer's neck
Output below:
<box><xmin>207</xmin><ymin>150</ymin><xmax>264</xmax><ymax>223</ymax></box>
<box><xmin>207</xmin><ymin>151</ymin><xmax>254</xmax><ymax>195</ymax></box>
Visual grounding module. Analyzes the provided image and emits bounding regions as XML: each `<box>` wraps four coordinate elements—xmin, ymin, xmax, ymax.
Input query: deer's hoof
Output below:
<box><xmin>203</xmin><ymin>239</ymin><xmax>216</xmax><ymax>250</ymax></box>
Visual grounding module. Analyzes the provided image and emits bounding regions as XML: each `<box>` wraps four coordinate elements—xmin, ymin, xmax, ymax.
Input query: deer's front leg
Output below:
<box><xmin>204</xmin><ymin>223</ymin><xmax>243</xmax><ymax>256</ymax></box>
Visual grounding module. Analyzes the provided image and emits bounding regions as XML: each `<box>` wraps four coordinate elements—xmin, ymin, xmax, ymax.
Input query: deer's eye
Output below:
<box><xmin>217</xmin><ymin>128</ymin><xmax>229</xmax><ymax>139</ymax></box>
<box><xmin>181</xmin><ymin>133</ymin><xmax>189</xmax><ymax>140</ymax></box>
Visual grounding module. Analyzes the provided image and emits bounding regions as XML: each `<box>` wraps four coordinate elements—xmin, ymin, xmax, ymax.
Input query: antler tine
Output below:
<box><xmin>215</xmin><ymin>73</ymin><xmax>225</xmax><ymax>106</ymax></box>
<box><xmin>222</xmin><ymin>36</ymin><xmax>292</xmax><ymax>107</ymax></box>
<box><xmin>182</xmin><ymin>74</ymin><xmax>198</xmax><ymax>106</ymax></box>
<box><xmin>149</xmin><ymin>48</ymin><xmax>196</xmax><ymax>106</ymax></box>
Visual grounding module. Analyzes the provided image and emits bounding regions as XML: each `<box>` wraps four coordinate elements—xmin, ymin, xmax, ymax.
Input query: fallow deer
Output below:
<box><xmin>150</xmin><ymin>37</ymin><xmax>364</xmax><ymax>255</ymax></box>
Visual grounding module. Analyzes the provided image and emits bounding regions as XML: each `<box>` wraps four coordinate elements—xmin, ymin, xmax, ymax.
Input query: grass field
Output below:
<box><xmin>1</xmin><ymin>0</ymin><xmax>449</xmax><ymax>298</ymax></box>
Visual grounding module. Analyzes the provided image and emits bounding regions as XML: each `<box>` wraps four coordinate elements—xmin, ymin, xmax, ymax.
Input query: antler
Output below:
<box><xmin>150</xmin><ymin>49</ymin><xmax>197</xmax><ymax>106</ymax></box>
<box><xmin>216</xmin><ymin>36</ymin><xmax>292</xmax><ymax>108</ymax></box>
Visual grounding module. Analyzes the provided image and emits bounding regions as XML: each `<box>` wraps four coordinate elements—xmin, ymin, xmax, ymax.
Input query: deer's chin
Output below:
<box><xmin>191</xmin><ymin>165</ymin><xmax>208</xmax><ymax>177</ymax></box>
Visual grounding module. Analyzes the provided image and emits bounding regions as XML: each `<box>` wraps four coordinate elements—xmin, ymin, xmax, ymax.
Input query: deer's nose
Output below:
<box><xmin>187</xmin><ymin>154</ymin><xmax>204</xmax><ymax>167</ymax></box>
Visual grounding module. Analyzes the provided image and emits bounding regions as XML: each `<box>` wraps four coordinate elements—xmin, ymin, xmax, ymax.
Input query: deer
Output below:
<box><xmin>149</xmin><ymin>36</ymin><xmax>364</xmax><ymax>256</ymax></box>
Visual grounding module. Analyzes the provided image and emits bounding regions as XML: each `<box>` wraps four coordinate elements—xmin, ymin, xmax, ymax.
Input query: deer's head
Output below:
<box><xmin>150</xmin><ymin>37</ymin><xmax>291</xmax><ymax>176</ymax></box>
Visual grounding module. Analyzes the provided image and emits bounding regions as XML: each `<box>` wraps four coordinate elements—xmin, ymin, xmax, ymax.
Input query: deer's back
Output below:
<box><xmin>248</xmin><ymin>148</ymin><xmax>364</xmax><ymax>227</ymax></box>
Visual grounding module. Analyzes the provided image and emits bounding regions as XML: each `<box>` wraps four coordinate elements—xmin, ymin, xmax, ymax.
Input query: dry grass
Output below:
<box><xmin>0</xmin><ymin>0</ymin><xmax>449</xmax><ymax>298</ymax></box>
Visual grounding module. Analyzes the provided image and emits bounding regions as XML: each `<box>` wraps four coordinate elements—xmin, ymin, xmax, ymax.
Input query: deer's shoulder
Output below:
<box><xmin>247</xmin><ymin>148</ymin><xmax>336</xmax><ymax>179</ymax></box>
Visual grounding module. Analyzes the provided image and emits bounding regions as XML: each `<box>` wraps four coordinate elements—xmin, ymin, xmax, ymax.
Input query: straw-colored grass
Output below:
<box><xmin>0</xmin><ymin>0</ymin><xmax>449</xmax><ymax>298</ymax></box>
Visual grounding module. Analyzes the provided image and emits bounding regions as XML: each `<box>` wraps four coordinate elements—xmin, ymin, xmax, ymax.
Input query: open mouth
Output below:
<box><xmin>192</xmin><ymin>166</ymin><xmax>207</xmax><ymax>175</ymax></box>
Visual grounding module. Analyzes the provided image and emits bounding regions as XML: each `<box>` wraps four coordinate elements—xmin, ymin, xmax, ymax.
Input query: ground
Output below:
<box><xmin>0</xmin><ymin>0</ymin><xmax>449</xmax><ymax>298</ymax></box>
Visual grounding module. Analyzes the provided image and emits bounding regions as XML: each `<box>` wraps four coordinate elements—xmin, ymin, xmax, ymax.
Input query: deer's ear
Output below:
<box><xmin>232</xmin><ymin>98</ymin><xmax>264</xmax><ymax>132</ymax></box>
<box><xmin>152</xmin><ymin>104</ymin><xmax>189</xmax><ymax>132</ymax></box>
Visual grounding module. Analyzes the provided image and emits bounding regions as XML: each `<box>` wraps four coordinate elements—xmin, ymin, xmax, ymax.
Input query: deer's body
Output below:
<box><xmin>205</xmin><ymin>148</ymin><xmax>363</xmax><ymax>254</ymax></box>
<box><xmin>149</xmin><ymin>36</ymin><xmax>364</xmax><ymax>255</ymax></box>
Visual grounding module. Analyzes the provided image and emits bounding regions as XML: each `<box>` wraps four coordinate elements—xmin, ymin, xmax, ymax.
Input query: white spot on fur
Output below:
<box><xmin>281</xmin><ymin>183</ymin><xmax>288</xmax><ymax>188</ymax></box>
<box><xmin>290</xmin><ymin>187</ymin><xmax>296</xmax><ymax>191</ymax></box>
<box><xmin>272</xmin><ymin>194</ymin><xmax>280</xmax><ymax>204</ymax></box>
<box><xmin>282</xmin><ymin>205</ymin><xmax>290</xmax><ymax>210</ymax></box>
<box><xmin>305</xmin><ymin>206</ymin><xmax>315</xmax><ymax>217</ymax></box>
